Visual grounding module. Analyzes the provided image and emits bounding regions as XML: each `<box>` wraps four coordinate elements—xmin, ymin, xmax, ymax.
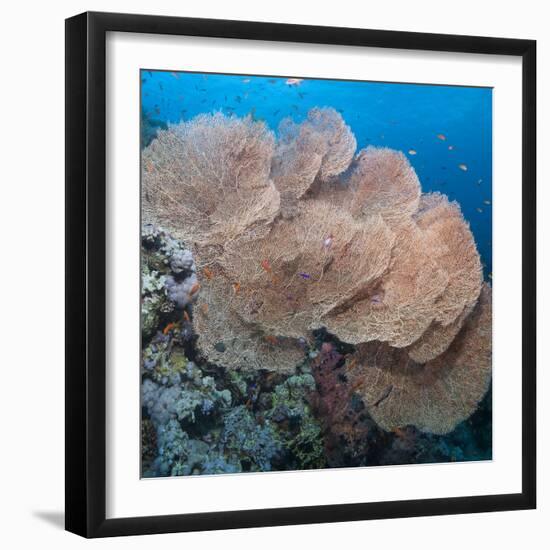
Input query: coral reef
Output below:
<box><xmin>140</xmin><ymin>225</ymin><xmax>326</xmax><ymax>475</ymax></box>
<box><xmin>141</xmin><ymin>107</ymin><xmax>491</xmax><ymax>439</ymax></box>
<box><xmin>308</xmin><ymin>341</ymin><xmax>383</xmax><ymax>466</ymax></box>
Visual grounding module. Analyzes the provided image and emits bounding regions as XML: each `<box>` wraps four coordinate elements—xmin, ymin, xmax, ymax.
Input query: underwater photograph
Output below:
<box><xmin>140</xmin><ymin>70</ymin><xmax>493</xmax><ymax>478</ymax></box>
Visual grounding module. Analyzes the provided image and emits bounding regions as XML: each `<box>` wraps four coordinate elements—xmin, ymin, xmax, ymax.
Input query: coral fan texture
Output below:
<box><xmin>142</xmin><ymin>107</ymin><xmax>491</xmax><ymax>436</ymax></box>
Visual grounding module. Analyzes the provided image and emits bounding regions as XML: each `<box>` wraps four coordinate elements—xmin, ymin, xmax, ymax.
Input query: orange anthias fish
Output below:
<box><xmin>232</xmin><ymin>282</ymin><xmax>241</xmax><ymax>294</ymax></box>
<box><xmin>201</xmin><ymin>304</ymin><xmax>209</xmax><ymax>316</ymax></box>
<box><xmin>203</xmin><ymin>267</ymin><xmax>214</xmax><ymax>280</ymax></box>
<box><xmin>392</xmin><ymin>427</ymin><xmax>408</xmax><ymax>438</ymax></box>
<box><xmin>458</xmin><ymin>163</ymin><xmax>468</xmax><ymax>171</ymax></box>
<box><xmin>346</xmin><ymin>357</ymin><xmax>358</xmax><ymax>372</ymax></box>
<box><xmin>264</xmin><ymin>335</ymin><xmax>279</xmax><ymax>346</ymax></box>
<box><xmin>163</xmin><ymin>322</ymin><xmax>177</xmax><ymax>335</ymax></box>
<box><xmin>183</xmin><ymin>311</ymin><xmax>191</xmax><ymax>322</ymax></box>
<box><xmin>437</xmin><ymin>133</ymin><xmax>446</xmax><ymax>141</ymax></box>
<box><xmin>285</xmin><ymin>78</ymin><xmax>304</xmax><ymax>86</ymax></box>
<box><xmin>189</xmin><ymin>282</ymin><xmax>201</xmax><ymax>296</ymax></box>
<box><xmin>261</xmin><ymin>259</ymin><xmax>272</xmax><ymax>273</ymax></box>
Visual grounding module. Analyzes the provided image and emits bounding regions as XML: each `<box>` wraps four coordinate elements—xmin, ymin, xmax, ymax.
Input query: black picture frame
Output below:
<box><xmin>65</xmin><ymin>11</ymin><xmax>536</xmax><ymax>538</ymax></box>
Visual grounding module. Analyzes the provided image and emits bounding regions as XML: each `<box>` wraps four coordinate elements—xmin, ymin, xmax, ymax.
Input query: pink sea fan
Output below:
<box><xmin>142</xmin><ymin>112</ymin><xmax>280</xmax><ymax>253</ymax></box>
<box><xmin>271</xmin><ymin>107</ymin><xmax>356</xmax><ymax>212</ymax></box>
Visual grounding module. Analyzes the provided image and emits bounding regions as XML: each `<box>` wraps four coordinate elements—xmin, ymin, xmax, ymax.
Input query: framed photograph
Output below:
<box><xmin>65</xmin><ymin>11</ymin><xmax>536</xmax><ymax>537</ymax></box>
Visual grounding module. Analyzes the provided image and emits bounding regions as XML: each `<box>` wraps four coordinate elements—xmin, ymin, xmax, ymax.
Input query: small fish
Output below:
<box><xmin>448</xmin><ymin>145</ymin><xmax>454</xmax><ymax>150</ymax></box>
<box><xmin>484</xmin><ymin>200</ymin><xmax>491</xmax><ymax>205</ymax></box>
<box><xmin>264</xmin><ymin>335</ymin><xmax>279</xmax><ymax>346</ymax></box>
<box><xmin>478</xmin><ymin>178</ymin><xmax>483</xmax><ymax>184</ymax></box>
<box><xmin>183</xmin><ymin>311</ymin><xmax>191</xmax><ymax>322</ymax></box>
<box><xmin>370</xmin><ymin>294</ymin><xmax>383</xmax><ymax>305</ymax></box>
<box><xmin>163</xmin><ymin>322</ymin><xmax>177</xmax><ymax>335</ymax></box>
<box><xmin>261</xmin><ymin>259</ymin><xmax>272</xmax><ymax>273</ymax></box>
<box><xmin>159</xmin><ymin>82</ymin><xmax>163</xmax><ymax>91</ymax></box>
<box><xmin>323</xmin><ymin>235</ymin><xmax>333</xmax><ymax>249</ymax></box>
<box><xmin>299</xmin><ymin>272</ymin><xmax>311</xmax><ymax>280</ymax></box>
<box><xmin>476</xmin><ymin>207</ymin><xmax>483</xmax><ymax>213</ymax></box>
<box><xmin>392</xmin><ymin>427</ymin><xmax>408</xmax><ymax>438</ymax></box>
<box><xmin>189</xmin><ymin>282</ymin><xmax>200</xmax><ymax>296</ymax></box>
<box><xmin>203</xmin><ymin>267</ymin><xmax>214</xmax><ymax>280</ymax></box>
<box><xmin>285</xmin><ymin>78</ymin><xmax>303</xmax><ymax>86</ymax></box>
<box><xmin>458</xmin><ymin>163</ymin><xmax>468</xmax><ymax>171</ymax></box>
<box><xmin>346</xmin><ymin>358</ymin><xmax>358</xmax><ymax>372</ymax></box>
<box><xmin>242</xmin><ymin>78</ymin><xmax>251</xmax><ymax>83</ymax></box>
<box><xmin>267</xmin><ymin>79</ymin><xmax>277</xmax><ymax>84</ymax></box>
<box><xmin>437</xmin><ymin>133</ymin><xmax>446</xmax><ymax>141</ymax></box>
<box><xmin>408</xmin><ymin>149</ymin><xmax>417</xmax><ymax>155</ymax></box>
<box><xmin>170</xmin><ymin>72</ymin><xmax>180</xmax><ymax>79</ymax></box>
<box><xmin>232</xmin><ymin>282</ymin><xmax>241</xmax><ymax>294</ymax></box>
<box><xmin>235</xmin><ymin>95</ymin><xmax>242</xmax><ymax>103</ymax></box>
<box><xmin>201</xmin><ymin>304</ymin><xmax>209</xmax><ymax>316</ymax></box>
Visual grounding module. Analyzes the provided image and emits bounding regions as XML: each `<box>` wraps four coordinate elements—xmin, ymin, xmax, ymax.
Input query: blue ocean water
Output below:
<box><xmin>141</xmin><ymin>70</ymin><xmax>492</xmax><ymax>279</ymax></box>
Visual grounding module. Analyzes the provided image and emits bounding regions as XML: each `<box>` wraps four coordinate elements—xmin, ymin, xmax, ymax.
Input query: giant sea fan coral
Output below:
<box><xmin>346</xmin><ymin>284</ymin><xmax>492</xmax><ymax>435</ymax></box>
<box><xmin>271</xmin><ymin>107</ymin><xmax>356</xmax><ymax>215</ymax></box>
<box><xmin>142</xmin><ymin>112</ymin><xmax>280</xmax><ymax>256</ymax></box>
<box><xmin>220</xmin><ymin>200</ymin><xmax>395</xmax><ymax>339</ymax></box>
<box><xmin>342</xmin><ymin>146</ymin><xmax>421</xmax><ymax>227</ymax></box>
<box><xmin>142</xmin><ymin>107</ymin><xmax>491</xmax><ymax>433</ymax></box>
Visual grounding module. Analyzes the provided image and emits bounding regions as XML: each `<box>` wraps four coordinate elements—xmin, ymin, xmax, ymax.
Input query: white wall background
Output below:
<box><xmin>0</xmin><ymin>0</ymin><xmax>546</xmax><ymax>548</ymax></box>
